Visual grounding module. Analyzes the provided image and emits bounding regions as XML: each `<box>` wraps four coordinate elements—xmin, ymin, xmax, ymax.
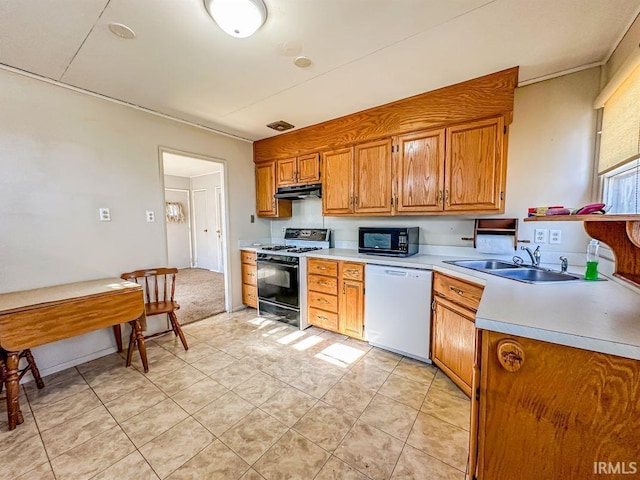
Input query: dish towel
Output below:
<box><xmin>476</xmin><ymin>234</ymin><xmax>514</xmax><ymax>254</ymax></box>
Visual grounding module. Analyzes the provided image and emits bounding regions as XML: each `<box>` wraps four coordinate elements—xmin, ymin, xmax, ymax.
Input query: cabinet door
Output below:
<box><xmin>340</xmin><ymin>279</ymin><xmax>364</xmax><ymax>339</ymax></box>
<box><xmin>322</xmin><ymin>147</ymin><xmax>354</xmax><ymax>215</ymax></box>
<box><xmin>432</xmin><ymin>296</ymin><xmax>474</xmax><ymax>396</ymax></box>
<box><xmin>256</xmin><ymin>161</ymin><xmax>291</xmax><ymax>218</ymax></box>
<box><xmin>395</xmin><ymin>129</ymin><xmax>445</xmax><ymax>213</ymax></box>
<box><xmin>276</xmin><ymin>157</ymin><xmax>297</xmax><ymax>186</ymax></box>
<box><xmin>297</xmin><ymin>153</ymin><xmax>321</xmax><ymax>184</ymax></box>
<box><xmin>445</xmin><ymin>116</ymin><xmax>505</xmax><ymax>212</ymax></box>
<box><xmin>477</xmin><ymin>332</ymin><xmax>640</xmax><ymax>480</ymax></box>
<box><xmin>354</xmin><ymin>139</ymin><xmax>393</xmax><ymax>214</ymax></box>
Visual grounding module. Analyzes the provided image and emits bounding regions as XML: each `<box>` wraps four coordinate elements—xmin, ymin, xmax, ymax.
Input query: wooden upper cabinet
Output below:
<box><xmin>276</xmin><ymin>157</ymin><xmax>297</xmax><ymax>186</ymax></box>
<box><xmin>256</xmin><ymin>161</ymin><xmax>292</xmax><ymax>218</ymax></box>
<box><xmin>322</xmin><ymin>147</ymin><xmax>354</xmax><ymax>215</ymax></box>
<box><xmin>297</xmin><ymin>153</ymin><xmax>321</xmax><ymax>184</ymax></box>
<box><xmin>445</xmin><ymin>116</ymin><xmax>505</xmax><ymax>212</ymax></box>
<box><xmin>354</xmin><ymin>138</ymin><xmax>393</xmax><ymax>215</ymax></box>
<box><xmin>394</xmin><ymin>129</ymin><xmax>445</xmax><ymax>213</ymax></box>
<box><xmin>276</xmin><ymin>153</ymin><xmax>320</xmax><ymax>187</ymax></box>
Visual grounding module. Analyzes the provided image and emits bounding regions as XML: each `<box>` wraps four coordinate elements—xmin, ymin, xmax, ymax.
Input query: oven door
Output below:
<box><xmin>257</xmin><ymin>257</ymin><xmax>300</xmax><ymax>309</ymax></box>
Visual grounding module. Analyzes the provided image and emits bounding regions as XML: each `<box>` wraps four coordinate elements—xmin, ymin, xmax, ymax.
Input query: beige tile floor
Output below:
<box><xmin>1</xmin><ymin>309</ymin><xmax>471</xmax><ymax>480</ymax></box>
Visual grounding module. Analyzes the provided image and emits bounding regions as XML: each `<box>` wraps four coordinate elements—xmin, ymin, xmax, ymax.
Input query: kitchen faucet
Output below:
<box><xmin>521</xmin><ymin>245</ymin><xmax>541</xmax><ymax>266</ymax></box>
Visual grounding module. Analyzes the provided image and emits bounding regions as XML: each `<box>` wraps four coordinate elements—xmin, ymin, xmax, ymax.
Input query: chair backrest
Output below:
<box><xmin>120</xmin><ymin>268</ymin><xmax>178</xmax><ymax>305</ymax></box>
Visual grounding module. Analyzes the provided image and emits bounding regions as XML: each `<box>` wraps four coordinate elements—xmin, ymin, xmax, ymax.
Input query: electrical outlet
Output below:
<box><xmin>99</xmin><ymin>208</ymin><xmax>111</xmax><ymax>222</ymax></box>
<box><xmin>549</xmin><ymin>229</ymin><xmax>562</xmax><ymax>244</ymax></box>
<box><xmin>282</xmin><ymin>227</ymin><xmax>286</xmax><ymax>234</ymax></box>
<box><xmin>534</xmin><ymin>228</ymin><xmax>548</xmax><ymax>243</ymax></box>
<box><xmin>146</xmin><ymin>211</ymin><xmax>155</xmax><ymax>222</ymax></box>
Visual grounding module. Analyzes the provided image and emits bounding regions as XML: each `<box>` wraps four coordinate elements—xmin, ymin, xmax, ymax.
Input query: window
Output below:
<box><xmin>598</xmin><ymin>63</ymin><xmax>640</xmax><ymax>214</ymax></box>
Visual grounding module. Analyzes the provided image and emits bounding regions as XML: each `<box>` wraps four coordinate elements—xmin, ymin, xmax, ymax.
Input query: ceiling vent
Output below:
<box><xmin>267</xmin><ymin>120</ymin><xmax>295</xmax><ymax>132</ymax></box>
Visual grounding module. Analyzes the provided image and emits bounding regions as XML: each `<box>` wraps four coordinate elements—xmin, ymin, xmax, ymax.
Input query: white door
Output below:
<box><xmin>193</xmin><ymin>189</ymin><xmax>216</xmax><ymax>270</ymax></box>
<box><xmin>214</xmin><ymin>186</ymin><xmax>224</xmax><ymax>274</ymax></box>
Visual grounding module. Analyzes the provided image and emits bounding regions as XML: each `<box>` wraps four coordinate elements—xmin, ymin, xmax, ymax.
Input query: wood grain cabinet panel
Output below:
<box><xmin>256</xmin><ymin>161</ymin><xmax>292</xmax><ymax>218</ymax></box>
<box><xmin>306</xmin><ymin>258</ymin><xmax>365</xmax><ymax>339</ymax></box>
<box><xmin>445</xmin><ymin>116</ymin><xmax>505</xmax><ymax>212</ymax></box>
<box><xmin>354</xmin><ymin>138</ymin><xmax>393</xmax><ymax>215</ymax></box>
<box><xmin>474</xmin><ymin>331</ymin><xmax>640</xmax><ymax>479</ymax></box>
<box><xmin>322</xmin><ymin>148</ymin><xmax>354</xmax><ymax>215</ymax></box>
<box><xmin>431</xmin><ymin>272</ymin><xmax>483</xmax><ymax>397</ymax></box>
<box><xmin>240</xmin><ymin>250</ymin><xmax>258</xmax><ymax>308</ymax></box>
<box><xmin>395</xmin><ymin>129</ymin><xmax>445</xmax><ymax>213</ymax></box>
<box><xmin>277</xmin><ymin>153</ymin><xmax>320</xmax><ymax>187</ymax></box>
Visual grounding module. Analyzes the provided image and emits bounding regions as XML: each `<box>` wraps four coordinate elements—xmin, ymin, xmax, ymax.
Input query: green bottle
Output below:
<box><xmin>584</xmin><ymin>239</ymin><xmax>599</xmax><ymax>281</ymax></box>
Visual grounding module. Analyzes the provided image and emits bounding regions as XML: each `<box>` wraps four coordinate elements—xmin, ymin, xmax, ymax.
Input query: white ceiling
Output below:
<box><xmin>163</xmin><ymin>152</ymin><xmax>222</xmax><ymax>178</ymax></box>
<box><xmin>1</xmin><ymin>1</ymin><xmax>639</xmax><ymax>141</ymax></box>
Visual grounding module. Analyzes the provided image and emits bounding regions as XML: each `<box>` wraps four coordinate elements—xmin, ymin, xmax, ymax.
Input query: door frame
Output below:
<box><xmin>214</xmin><ymin>186</ymin><xmax>224</xmax><ymax>273</ymax></box>
<box><xmin>158</xmin><ymin>147</ymin><xmax>231</xmax><ymax>313</ymax></box>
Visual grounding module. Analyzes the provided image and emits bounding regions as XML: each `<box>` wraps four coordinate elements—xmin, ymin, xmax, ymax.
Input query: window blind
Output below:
<box><xmin>598</xmin><ymin>64</ymin><xmax>640</xmax><ymax>174</ymax></box>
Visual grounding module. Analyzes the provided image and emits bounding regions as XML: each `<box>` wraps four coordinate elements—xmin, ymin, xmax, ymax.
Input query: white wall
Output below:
<box><xmin>0</xmin><ymin>69</ymin><xmax>269</xmax><ymax>375</ymax></box>
<box><xmin>270</xmin><ymin>68</ymin><xmax>600</xmax><ymax>256</ymax></box>
<box><xmin>164</xmin><ymin>180</ymin><xmax>192</xmax><ymax>269</ymax></box>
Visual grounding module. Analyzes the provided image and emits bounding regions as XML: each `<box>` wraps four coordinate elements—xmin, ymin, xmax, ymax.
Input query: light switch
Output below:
<box><xmin>146</xmin><ymin>211</ymin><xmax>155</xmax><ymax>222</ymax></box>
<box><xmin>99</xmin><ymin>208</ymin><xmax>111</xmax><ymax>222</ymax></box>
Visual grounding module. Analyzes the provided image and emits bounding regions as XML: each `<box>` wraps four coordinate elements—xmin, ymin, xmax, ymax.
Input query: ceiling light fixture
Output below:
<box><xmin>108</xmin><ymin>23</ymin><xmax>136</xmax><ymax>39</ymax></box>
<box><xmin>294</xmin><ymin>56</ymin><xmax>312</xmax><ymax>68</ymax></box>
<box><xmin>204</xmin><ymin>0</ymin><xmax>267</xmax><ymax>39</ymax></box>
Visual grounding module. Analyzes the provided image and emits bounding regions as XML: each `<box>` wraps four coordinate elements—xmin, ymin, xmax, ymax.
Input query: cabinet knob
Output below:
<box><xmin>449</xmin><ymin>286</ymin><xmax>464</xmax><ymax>296</ymax></box>
<box><xmin>497</xmin><ymin>339</ymin><xmax>525</xmax><ymax>372</ymax></box>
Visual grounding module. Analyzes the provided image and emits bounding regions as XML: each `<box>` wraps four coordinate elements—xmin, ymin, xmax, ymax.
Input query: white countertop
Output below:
<box><xmin>306</xmin><ymin>248</ymin><xmax>640</xmax><ymax>361</ymax></box>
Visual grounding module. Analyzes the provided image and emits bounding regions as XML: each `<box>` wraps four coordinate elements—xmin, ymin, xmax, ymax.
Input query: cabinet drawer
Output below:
<box><xmin>242</xmin><ymin>264</ymin><xmax>257</xmax><ymax>286</ymax></box>
<box><xmin>308</xmin><ymin>258</ymin><xmax>338</xmax><ymax>276</ymax></box>
<box><xmin>308</xmin><ymin>307</ymin><xmax>339</xmax><ymax>331</ymax></box>
<box><xmin>434</xmin><ymin>273</ymin><xmax>483</xmax><ymax>311</ymax></box>
<box><xmin>308</xmin><ymin>291</ymin><xmax>338</xmax><ymax>313</ymax></box>
<box><xmin>241</xmin><ymin>250</ymin><xmax>256</xmax><ymax>265</ymax></box>
<box><xmin>242</xmin><ymin>284</ymin><xmax>257</xmax><ymax>308</ymax></box>
<box><xmin>308</xmin><ymin>274</ymin><xmax>338</xmax><ymax>295</ymax></box>
<box><xmin>341</xmin><ymin>262</ymin><xmax>364</xmax><ymax>282</ymax></box>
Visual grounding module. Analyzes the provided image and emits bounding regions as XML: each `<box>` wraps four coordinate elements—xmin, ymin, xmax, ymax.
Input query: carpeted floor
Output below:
<box><xmin>175</xmin><ymin>268</ymin><xmax>226</xmax><ymax>324</ymax></box>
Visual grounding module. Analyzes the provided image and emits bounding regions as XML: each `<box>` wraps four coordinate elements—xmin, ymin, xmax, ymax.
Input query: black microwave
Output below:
<box><xmin>358</xmin><ymin>227</ymin><xmax>419</xmax><ymax>257</ymax></box>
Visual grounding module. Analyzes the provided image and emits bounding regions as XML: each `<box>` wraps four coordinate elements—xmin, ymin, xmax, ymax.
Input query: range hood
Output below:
<box><xmin>274</xmin><ymin>183</ymin><xmax>322</xmax><ymax>200</ymax></box>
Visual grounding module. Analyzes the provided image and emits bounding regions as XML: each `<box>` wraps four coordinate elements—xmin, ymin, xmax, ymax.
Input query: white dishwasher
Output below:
<box><xmin>365</xmin><ymin>264</ymin><xmax>432</xmax><ymax>363</ymax></box>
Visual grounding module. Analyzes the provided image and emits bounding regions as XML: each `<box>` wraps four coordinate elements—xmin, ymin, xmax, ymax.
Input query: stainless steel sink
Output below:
<box><xmin>446</xmin><ymin>259</ymin><xmax>520</xmax><ymax>270</ymax></box>
<box><xmin>443</xmin><ymin>259</ymin><xmax>582</xmax><ymax>284</ymax></box>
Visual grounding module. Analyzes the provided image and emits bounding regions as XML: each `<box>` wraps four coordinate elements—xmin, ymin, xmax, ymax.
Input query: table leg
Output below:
<box><xmin>132</xmin><ymin>319</ymin><xmax>149</xmax><ymax>373</ymax></box>
<box><xmin>5</xmin><ymin>352</ymin><xmax>23</xmax><ymax>430</ymax></box>
<box><xmin>113</xmin><ymin>324</ymin><xmax>123</xmax><ymax>353</ymax></box>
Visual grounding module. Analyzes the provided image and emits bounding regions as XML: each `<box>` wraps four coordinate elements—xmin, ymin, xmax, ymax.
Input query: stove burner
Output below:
<box><xmin>261</xmin><ymin>245</ymin><xmax>289</xmax><ymax>251</ymax></box>
<box><xmin>287</xmin><ymin>247</ymin><xmax>323</xmax><ymax>253</ymax></box>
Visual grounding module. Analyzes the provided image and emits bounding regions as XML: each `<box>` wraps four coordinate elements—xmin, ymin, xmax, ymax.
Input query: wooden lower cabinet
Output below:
<box><xmin>431</xmin><ymin>272</ymin><xmax>483</xmax><ymax>397</ymax></box>
<box><xmin>240</xmin><ymin>250</ymin><xmax>257</xmax><ymax>308</ymax></box>
<box><xmin>307</xmin><ymin>258</ymin><xmax>364</xmax><ymax>339</ymax></box>
<box><xmin>472</xmin><ymin>331</ymin><xmax>640</xmax><ymax>479</ymax></box>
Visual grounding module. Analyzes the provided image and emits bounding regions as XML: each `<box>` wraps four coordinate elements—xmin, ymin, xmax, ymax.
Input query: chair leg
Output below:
<box><xmin>169</xmin><ymin>312</ymin><xmax>189</xmax><ymax>351</ymax></box>
<box><xmin>23</xmin><ymin>350</ymin><xmax>44</xmax><ymax>389</ymax></box>
<box><xmin>126</xmin><ymin>326</ymin><xmax>136</xmax><ymax>368</ymax></box>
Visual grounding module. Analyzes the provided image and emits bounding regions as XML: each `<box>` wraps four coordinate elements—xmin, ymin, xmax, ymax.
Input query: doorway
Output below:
<box><xmin>161</xmin><ymin>149</ymin><xmax>229</xmax><ymax>324</ymax></box>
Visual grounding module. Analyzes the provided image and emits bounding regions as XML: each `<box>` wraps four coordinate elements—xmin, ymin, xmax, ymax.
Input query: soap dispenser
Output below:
<box><xmin>584</xmin><ymin>239</ymin><xmax>599</xmax><ymax>281</ymax></box>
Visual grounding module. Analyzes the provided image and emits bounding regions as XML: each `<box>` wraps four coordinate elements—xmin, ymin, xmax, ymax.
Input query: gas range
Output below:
<box><xmin>256</xmin><ymin>228</ymin><xmax>331</xmax><ymax>328</ymax></box>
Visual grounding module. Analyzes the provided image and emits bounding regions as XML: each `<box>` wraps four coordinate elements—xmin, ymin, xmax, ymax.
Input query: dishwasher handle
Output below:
<box><xmin>383</xmin><ymin>270</ymin><xmax>409</xmax><ymax>277</ymax></box>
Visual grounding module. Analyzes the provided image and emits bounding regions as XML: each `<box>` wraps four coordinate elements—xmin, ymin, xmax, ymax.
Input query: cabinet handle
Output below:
<box><xmin>445</xmin><ymin>189</ymin><xmax>450</xmax><ymax>206</ymax></box>
<box><xmin>354</xmin><ymin>195</ymin><xmax>358</xmax><ymax>206</ymax></box>
<box><xmin>317</xmin><ymin>314</ymin><xmax>328</xmax><ymax>321</ymax></box>
<box><xmin>346</xmin><ymin>269</ymin><xmax>359</xmax><ymax>275</ymax></box>
<box><xmin>449</xmin><ymin>286</ymin><xmax>464</xmax><ymax>296</ymax></box>
<box><xmin>317</xmin><ymin>266</ymin><xmax>327</xmax><ymax>271</ymax></box>
<box><xmin>342</xmin><ymin>283</ymin><xmax>345</xmax><ymax>294</ymax></box>
<box><xmin>317</xmin><ymin>281</ymin><xmax>328</xmax><ymax>286</ymax></box>
<box><xmin>437</xmin><ymin>190</ymin><xmax>443</xmax><ymax>204</ymax></box>
<box><xmin>317</xmin><ymin>298</ymin><xmax>329</xmax><ymax>304</ymax></box>
<box><xmin>497</xmin><ymin>339</ymin><xmax>525</xmax><ymax>372</ymax></box>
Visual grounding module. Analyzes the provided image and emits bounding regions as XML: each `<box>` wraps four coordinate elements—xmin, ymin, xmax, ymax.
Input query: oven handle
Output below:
<box><xmin>257</xmin><ymin>259</ymin><xmax>299</xmax><ymax>268</ymax></box>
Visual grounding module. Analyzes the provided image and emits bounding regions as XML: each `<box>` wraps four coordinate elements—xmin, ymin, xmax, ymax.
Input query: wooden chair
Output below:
<box><xmin>119</xmin><ymin>268</ymin><xmax>189</xmax><ymax>367</ymax></box>
<box><xmin>1</xmin><ymin>348</ymin><xmax>44</xmax><ymax>426</ymax></box>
